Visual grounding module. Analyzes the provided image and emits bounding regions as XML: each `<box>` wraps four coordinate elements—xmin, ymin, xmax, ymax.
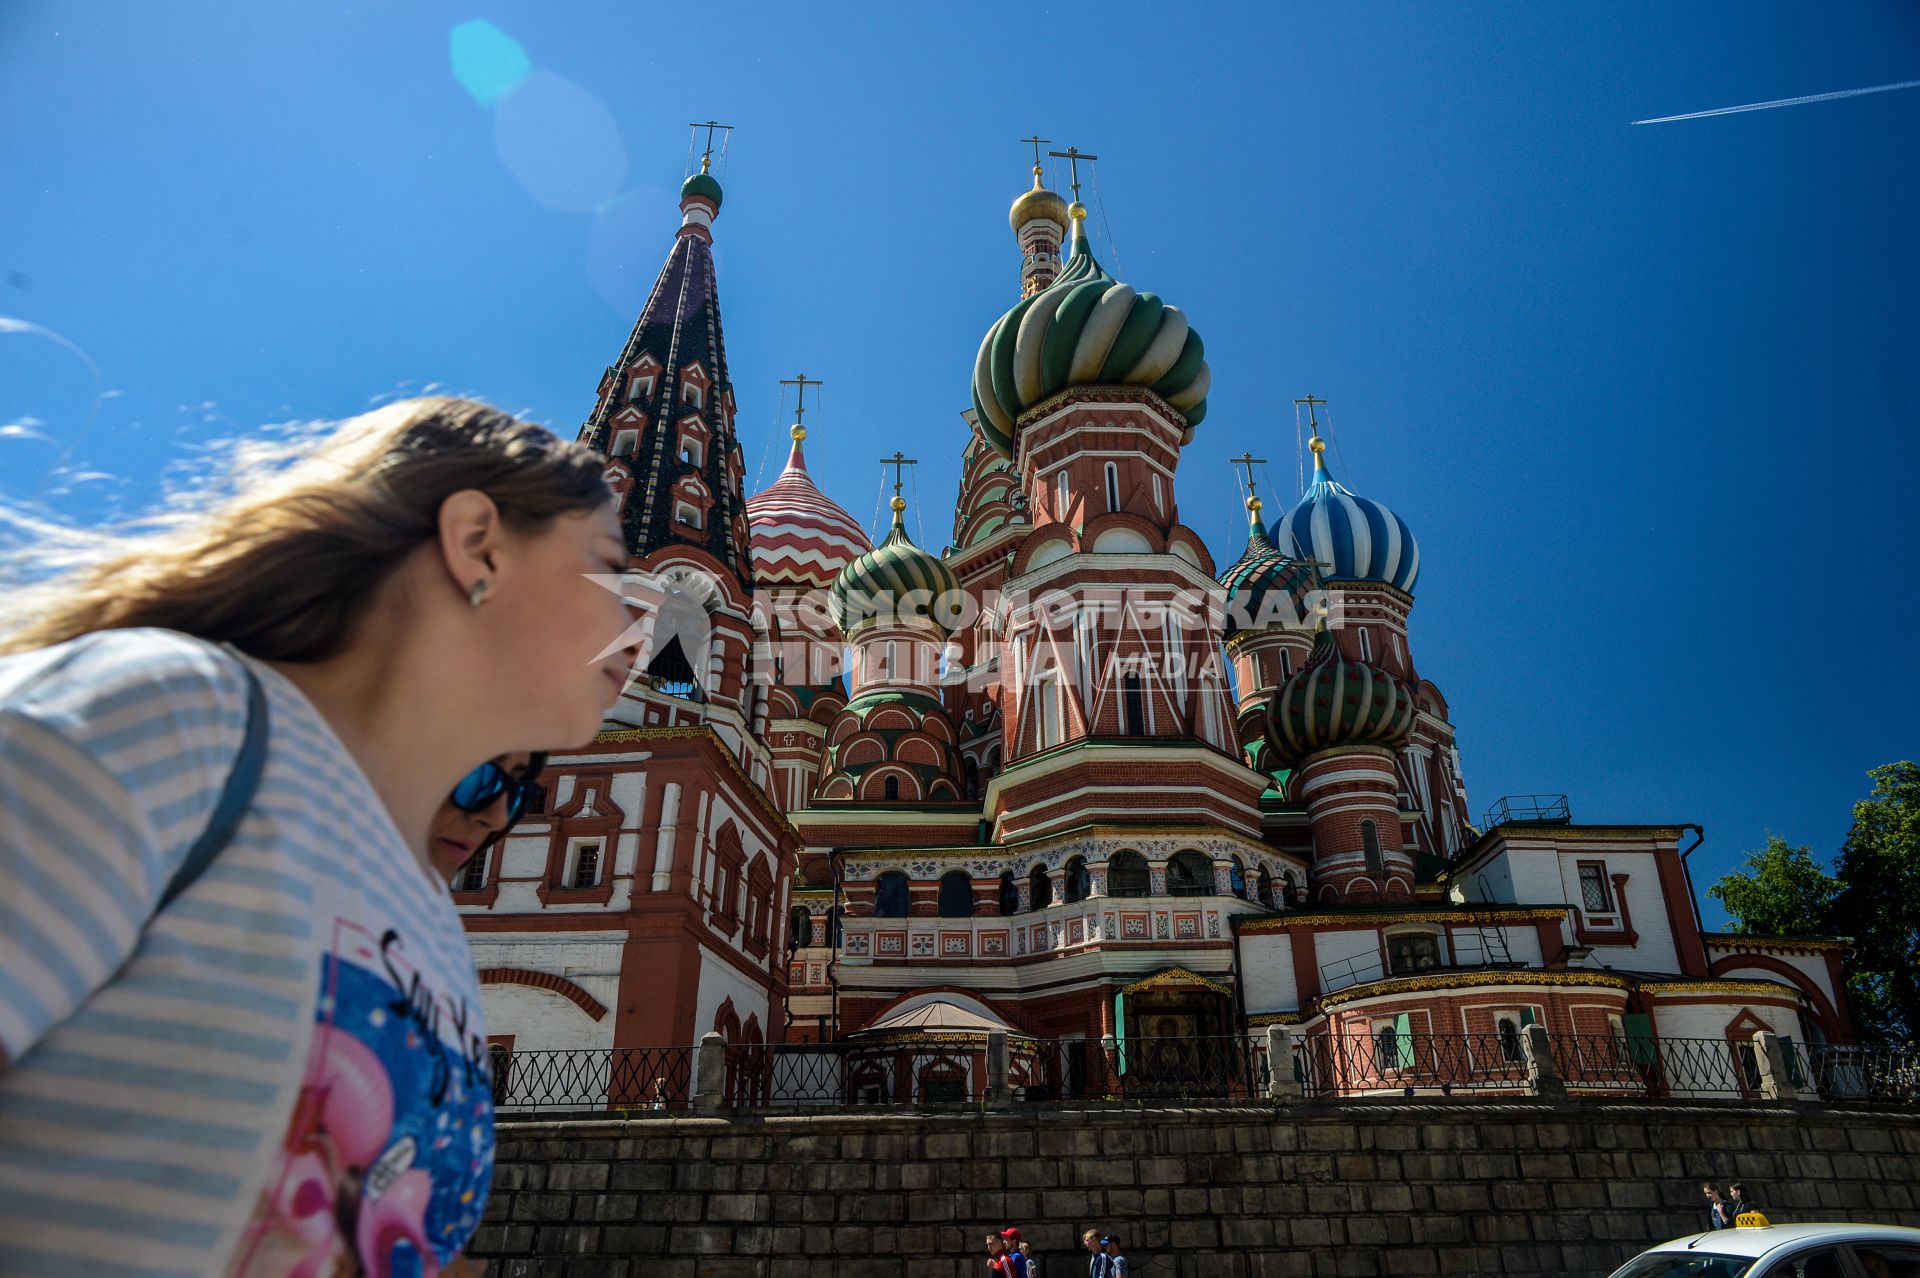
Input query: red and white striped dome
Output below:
<box><xmin>746</xmin><ymin>429</ymin><xmax>873</xmax><ymax>589</ymax></box>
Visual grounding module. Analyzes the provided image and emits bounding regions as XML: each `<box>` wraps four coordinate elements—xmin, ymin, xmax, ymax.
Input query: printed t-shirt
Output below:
<box><xmin>0</xmin><ymin>629</ymin><xmax>495</xmax><ymax>1277</ymax></box>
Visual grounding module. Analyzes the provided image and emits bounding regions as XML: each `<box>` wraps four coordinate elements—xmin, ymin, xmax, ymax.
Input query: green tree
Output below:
<box><xmin>1709</xmin><ymin>835</ymin><xmax>1840</xmax><ymax>938</ymax></box>
<box><xmin>1831</xmin><ymin>762</ymin><xmax>1920</xmax><ymax>1042</ymax></box>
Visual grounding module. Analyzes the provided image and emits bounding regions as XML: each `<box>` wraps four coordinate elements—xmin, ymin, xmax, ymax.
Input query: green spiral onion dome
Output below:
<box><xmin>828</xmin><ymin>499</ymin><xmax>963</xmax><ymax>636</ymax></box>
<box><xmin>1219</xmin><ymin>498</ymin><xmax>1323</xmax><ymax>640</ymax></box>
<box><xmin>970</xmin><ymin>214</ymin><xmax>1210</xmax><ymax>457</ymax></box>
<box><xmin>680</xmin><ymin>170</ymin><xmax>723</xmax><ymax>212</ymax></box>
<box><xmin>1264</xmin><ymin>629</ymin><xmax>1417</xmax><ymax>767</ymax></box>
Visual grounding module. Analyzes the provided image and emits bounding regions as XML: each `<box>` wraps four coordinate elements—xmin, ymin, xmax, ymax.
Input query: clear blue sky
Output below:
<box><xmin>3</xmin><ymin>2</ymin><xmax>1915</xmax><ymax>924</ymax></box>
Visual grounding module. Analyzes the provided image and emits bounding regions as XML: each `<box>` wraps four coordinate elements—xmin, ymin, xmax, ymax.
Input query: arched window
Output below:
<box><xmin>1279</xmin><ymin>649</ymin><xmax>1293</xmax><ymax>681</ymax></box>
<box><xmin>1121</xmin><ymin>671</ymin><xmax>1145</xmax><ymax>736</ymax></box>
<box><xmin>788</xmin><ymin>905</ymin><xmax>811</xmax><ymax>951</ymax></box>
<box><xmin>874</xmin><ymin>871</ymin><xmax>910</xmax><ymax>918</ymax></box>
<box><xmin>883</xmin><ymin>775</ymin><xmax>900</xmax><ymax>801</ymax></box>
<box><xmin>1255</xmin><ymin>866</ymin><xmax>1275</xmax><ymax>908</ymax></box>
<box><xmin>1361</xmin><ymin>820</ymin><xmax>1383</xmax><ymax>874</ymax></box>
<box><xmin>1063</xmin><ymin>856</ymin><xmax>1090</xmax><ymax>904</ymax></box>
<box><xmin>938</xmin><ymin>870</ymin><xmax>974</xmax><ymax>918</ymax></box>
<box><xmin>998</xmin><ymin>871</ymin><xmax>1019</xmax><ymax>916</ymax></box>
<box><xmin>1283</xmin><ymin>872</ymin><xmax>1301</xmax><ymax>906</ymax></box>
<box><xmin>1104</xmin><ymin>462</ymin><xmax>1120</xmax><ymax>512</ymax></box>
<box><xmin>1108</xmin><ymin>850</ymin><xmax>1149</xmax><ymax>898</ymax></box>
<box><xmin>1167</xmin><ymin>851</ymin><xmax>1214</xmax><ymax>897</ymax></box>
<box><xmin>1357</xmin><ymin>626</ymin><xmax>1373</xmax><ymax>663</ymax></box>
<box><xmin>1229</xmin><ymin>857</ymin><xmax>1248</xmax><ymax>900</ymax></box>
<box><xmin>1029</xmin><ymin>863</ymin><xmax>1053</xmax><ymax>910</ymax></box>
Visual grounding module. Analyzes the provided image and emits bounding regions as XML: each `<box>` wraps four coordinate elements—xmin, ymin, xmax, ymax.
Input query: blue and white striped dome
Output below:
<box><xmin>1272</xmin><ymin>439</ymin><xmax>1419</xmax><ymax>595</ymax></box>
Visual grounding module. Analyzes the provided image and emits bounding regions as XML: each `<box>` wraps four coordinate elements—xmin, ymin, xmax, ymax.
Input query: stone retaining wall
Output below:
<box><xmin>471</xmin><ymin>1101</ymin><xmax>1920</xmax><ymax>1278</ymax></box>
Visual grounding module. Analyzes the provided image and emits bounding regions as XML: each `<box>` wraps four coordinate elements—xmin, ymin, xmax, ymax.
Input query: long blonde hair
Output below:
<box><xmin>0</xmin><ymin>397</ymin><xmax>611</xmax><ymax>659</ymax></box>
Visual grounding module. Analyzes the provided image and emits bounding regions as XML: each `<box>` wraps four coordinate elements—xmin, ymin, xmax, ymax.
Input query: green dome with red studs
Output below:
<box><xmin>1264</xmin><ymin>630</ymin><xmax>1417</xmax><ymax>767</ymax></box>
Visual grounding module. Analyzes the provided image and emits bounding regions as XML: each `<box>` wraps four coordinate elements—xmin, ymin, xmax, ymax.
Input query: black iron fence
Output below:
<box><xmin>1295</xmin><ymin>1031</ymin><xmax>1529</xmax><ymax>1097</ymax></box>
<box><xmin>492</xmin><ymin>1045</ymin><xmax>696</xmax><ymax>1115</ymax></box>
<box><xmin>486</xmin><ymin>1035</ymin><xmax>1919</xmax><ymax>1116</ymax></box>
<box><xmin>1806</xmin><ymin>1043</ymin><xmax>1920</xmax><ymax>1104</ymax></box>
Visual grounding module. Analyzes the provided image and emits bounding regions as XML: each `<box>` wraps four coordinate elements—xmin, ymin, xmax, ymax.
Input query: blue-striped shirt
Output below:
<box><xmin>0</xmin><ymin>629</ymin><xmax>493</xmax><ymax>1277</ymax></box>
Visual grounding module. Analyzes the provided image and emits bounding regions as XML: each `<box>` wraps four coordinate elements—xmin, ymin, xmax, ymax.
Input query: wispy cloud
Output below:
<box><xmin>1635</xmin><ymin>78</ymin><xmax>1920</xmax><ymax>125</ymax></box>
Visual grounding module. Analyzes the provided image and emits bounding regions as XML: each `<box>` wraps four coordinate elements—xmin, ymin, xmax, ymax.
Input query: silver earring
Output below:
<box><xmin>467</xmin><ymin>579</ymin><xmax>489</xmax><ymax>607</ymax></box>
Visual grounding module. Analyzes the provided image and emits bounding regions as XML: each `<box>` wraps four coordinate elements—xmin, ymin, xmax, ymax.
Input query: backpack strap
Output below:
<box><xmin>157</xmin><ymin>662</ymin><xmax>270</xmax><ymax>912</ymax></box>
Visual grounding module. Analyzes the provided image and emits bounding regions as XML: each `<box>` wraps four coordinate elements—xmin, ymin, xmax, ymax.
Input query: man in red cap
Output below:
<box><xmin>998</xmin><ymin>1220</ymin><xmax>1029</xmax><ymax>1266</ymax></box>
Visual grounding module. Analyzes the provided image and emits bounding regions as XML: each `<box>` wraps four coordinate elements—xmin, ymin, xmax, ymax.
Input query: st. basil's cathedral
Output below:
<box><xmin>452</xmin><ymin>142</ymin><xmax>1856</xmax><ymax>1102</ymax></box>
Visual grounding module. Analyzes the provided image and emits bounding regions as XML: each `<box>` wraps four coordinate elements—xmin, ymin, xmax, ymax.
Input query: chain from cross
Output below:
<box><xmin>1020</xmin><ymin>134</ymin><xmax>1052</xmax><ymax>169</ymax></box>
<box><xmin>1046</xmin><ymin>145</ymin><xmax>1099</xmax><ymax>203</ymax></box>
<box><xmin>1229</xmin><ymin>452</ymin><xmax>1268</xmax><ymax>501</ymax></box>
<box><xmin>688</xmin><ymin>120</ymin><xmax>734</xmax><ymax>172</ymax></box>
<box><xmin>880</xmin><ymin>451</ymin><xmax>919</xmax><ymax>501</ymax></box>
<box><xmin>779</xmin><ymin>373</ymin><xmax>823</xmax><ymax>425</ymax></box>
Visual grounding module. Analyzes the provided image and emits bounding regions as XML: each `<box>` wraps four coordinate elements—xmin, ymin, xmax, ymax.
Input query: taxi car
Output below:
<box><xmin>1605</xmin><ymin>1212</ymin><xmax>1920</xmax><ymax>1277</ymax></box>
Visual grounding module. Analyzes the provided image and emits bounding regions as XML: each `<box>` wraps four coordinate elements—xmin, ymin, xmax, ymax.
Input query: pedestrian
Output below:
<box><xmin>1702</xmin><ymin>1182</ymin><xmax>1735</xmax><ymax>1230</ymax></box>
<box><xmin>1000</xmin><ymin>1228</ymin><xmax>1030</xmax><ymax>1278</ymax></box>
<box><xmin>0</xmin><ymin>396</ymin><xmax>638</xmax><ymax>1277</ymax></box>
<box><xmin>1728</xmin><ymin>1182</ymin><xmax>1758</xmax><ymax>1220</ymax></box>
<box><xmin>988</xmin><ymin>1231</ymin><xmax>1014</xmax><ymax>1276</ymax></box>
<box><xmin>1083</xmin><ymin>1229</ymin><xmax>1111</xmax><ymax>1278</ymax></box>
<box><xmin>430</xmin><ymin>751</ymin><xmax>546</xmax><ymax>882</ymax></box>
<box><xmin>1020</xmin><ymin>1239</ymin><xmax>1039</xmax><ymax>1278</ymax></box>
<box><xmin>1103</xmin><ymin>1234</ymin><xmax>1131</xmax><ymax>1277</ymax></box>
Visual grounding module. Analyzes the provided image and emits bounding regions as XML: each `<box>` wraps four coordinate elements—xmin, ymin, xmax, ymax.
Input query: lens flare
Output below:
<box><xmin>448</xmin><ymin>20</ymin><xmax>532</xmax><ymax>108</ymax></box>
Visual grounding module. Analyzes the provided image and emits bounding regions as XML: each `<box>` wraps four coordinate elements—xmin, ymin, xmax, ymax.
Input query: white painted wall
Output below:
<box><xmin>1239</xmin><ymin>933</ymin><xmax>1299</xmax><ymax>1014</ymax></box>
<box><xmin>1711</xmin><ymin>949</ymin><xmax>1840</xmax><ymax>1012</ymax></box>
<box><xmin>1653</xmin><ymin>1000</ymin><xmax>1800</xmax><ymax>1043</ymax></box>
<box><xmin>1314</xmin><ymin>929</ymin><xmax>1382</xmax><ymax>987</ymax></box>
<box><xmin>695</xmin><ymin>946</ymin><xmax>773</xmax><ymax>1041</ymax></box>
<box><xmin>467</xmin><ymin>934</ymin><xmax>625</xmax><ymax>1051</ymax></box>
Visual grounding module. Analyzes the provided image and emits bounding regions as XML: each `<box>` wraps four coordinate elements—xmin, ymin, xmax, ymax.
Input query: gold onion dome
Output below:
<box><xmin>971</xmin><ymin>213</ymin><xmax>1210</xmax><ymax>458</ymax></box>
<box><xmin>1009</xmin><ymin>166</ymin><xmax>1069</xmax><ymax>233</ymax></box>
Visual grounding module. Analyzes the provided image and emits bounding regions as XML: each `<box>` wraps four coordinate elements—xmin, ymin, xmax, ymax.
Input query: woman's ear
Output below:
<box><xmin>437</xmin><ymin>489</ymin><xmax>503</xmax><ymax>600</ymax></box>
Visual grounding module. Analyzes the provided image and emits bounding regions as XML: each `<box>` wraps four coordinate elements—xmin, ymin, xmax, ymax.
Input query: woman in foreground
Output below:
<box><xmin>0</xmin><ymin>398</ymin><xmax>634</xmax><ymax>1276</ymax></box>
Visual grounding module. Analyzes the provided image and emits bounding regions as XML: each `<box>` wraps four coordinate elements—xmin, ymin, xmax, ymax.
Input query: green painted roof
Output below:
<box><xmin>680</xmin><ymin>171</ymin><xmax>723</xmax><ymax>212</ymax></box>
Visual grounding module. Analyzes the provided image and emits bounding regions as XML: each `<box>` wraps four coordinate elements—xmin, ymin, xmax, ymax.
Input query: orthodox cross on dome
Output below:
<box><xmin>1294</xmin><ymin>393</ymin><xmax>1328</xmax><ymax>436</ymax></box>
<box><xmin>779</xmin><ymin>372</ymin><xmax>823</xmax><ymax>440</ymax></box>
<box><xmin>688</xmin><ymin>119</ymin><xmax>733</xmax><ymax>174</ymax></box>
<box><xmin>1230</xmin><ymin>452</ymin><xmax>1268</xmax><ymax>504</ymax></box>
<box><xmin>1294</xmin><ymin>393</ymin><xmax>1332</xmax><ymax>471</ymax></box>
<box><xmin>880</xmin><ymin>450</ymin><xmax>919</xmax><ymax>501</ymax></box>
<box><xmin>880</xmin><ymin>450</ymin><xmax>919</xmax><ymax>529</ymax></box>
<box><xmin>1020</xmin><ymin>134</ymin><xmax>1052</xmax><ymax>170</ymax></box>
<box><xmin>1046</xmin><ymin>145</ymin><xmax>1099</xmax><ymax>203</ymax></box>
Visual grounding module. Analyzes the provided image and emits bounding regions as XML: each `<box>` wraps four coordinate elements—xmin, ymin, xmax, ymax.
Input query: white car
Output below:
<box><xmin>1605</xmin><ymin>1215</ymin><xmax>1920</xmax><ymax>1278</ymax></box>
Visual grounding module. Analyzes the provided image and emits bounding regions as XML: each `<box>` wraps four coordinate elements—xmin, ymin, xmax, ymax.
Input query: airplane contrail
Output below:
<box><xmin>1634</xmin><ymin>77</ymin><xmax>1920</xmax><ymax>125</ymax></box>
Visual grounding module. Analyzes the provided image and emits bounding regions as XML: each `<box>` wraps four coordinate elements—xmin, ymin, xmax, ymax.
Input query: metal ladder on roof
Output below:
<box><xmin>1471</xmin><ymin>873</ymin><xmax>1516</xmax><ymax>968</ymax></box>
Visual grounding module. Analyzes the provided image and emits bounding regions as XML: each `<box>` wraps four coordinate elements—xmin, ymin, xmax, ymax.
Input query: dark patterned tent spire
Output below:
<box><xmin>580</xmin><ymin>165</ymin><xmax>750</xmax><ymax>590</ymax></box>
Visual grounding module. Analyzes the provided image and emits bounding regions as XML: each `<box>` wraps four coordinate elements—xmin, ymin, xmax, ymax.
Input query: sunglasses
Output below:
<box><xmin>450</xmin><ymin>761</ymin><xmax>541</xmax><ymax>825</ymax></box>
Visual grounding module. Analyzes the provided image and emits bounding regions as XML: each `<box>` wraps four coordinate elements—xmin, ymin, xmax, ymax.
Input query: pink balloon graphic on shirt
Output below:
<box><xmin>271</xmin><ymin>1024</ymin><xmax>443</xmax><ymax>1276</ymax></box>
<box><xmin>313</xmin><ymin>1024</ymin><xmax>395</xmax><ymax>1165</ymax></box>
<box><xmin>357</xmin><ymin>1167</ymin><xmax>439</xmax><ymax>1278</ymax></box>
